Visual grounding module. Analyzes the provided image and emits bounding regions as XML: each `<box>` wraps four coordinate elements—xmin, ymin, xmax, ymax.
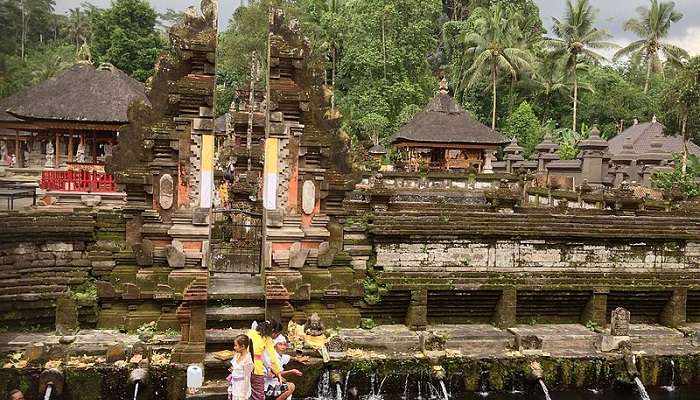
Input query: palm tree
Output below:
<box><xmin>463</xmin><ymin>5</ymin><xmax>533</xmax><ymax>129</ymax></box>
<box><xmin>548</xmin><ymin>0</ymin><xmax>616</xmax><ymax>132</ymax></box>
<box><xmin>532</xmin><ymin>54</ymin><xmax>593</xmax><ymax>123</ymax></box>
<box><xmin>614</xmin><ymin>0</ymin><xmax>688</xmax><ymax>94</ymax></box>
<box><xmin>67</xmin><ymin>8</ymin><xmax>89</xmax><ymax>49</ymax></box>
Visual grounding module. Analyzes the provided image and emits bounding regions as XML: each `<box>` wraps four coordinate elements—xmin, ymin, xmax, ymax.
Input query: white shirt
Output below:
<box><xmin>263</xmin><ymin>351</ymin><xmax>290</xmax><ymax>389</ymax></box>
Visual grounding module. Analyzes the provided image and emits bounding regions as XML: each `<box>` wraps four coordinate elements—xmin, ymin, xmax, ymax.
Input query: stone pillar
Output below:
<box><xmin>405</xmin><ymin>288</ymin><xmax>427</xmax><ymax>330</ymax></box>
<box><xmin>493</xmin><ymin>287</ymin><xmax>516</xmax><ymax>328</ymax></box>
<box><xmin>660</xmin><ymin>288</ymin><xmax>687</xmax><ymax>328</ymax></box>
<box><xmin>581</xmin><ymin>290</ymin><xmax>607</xmax><ymax>327</ymax></box>
<box><xmin>55</xmin><ymin>296</ymin><xmax>79</xmax><ymax>335</ymax></box>
<box><xmin>578</xmin><ymin>127</ymin><xmax>609</xmax><ymax>186</ymax></box>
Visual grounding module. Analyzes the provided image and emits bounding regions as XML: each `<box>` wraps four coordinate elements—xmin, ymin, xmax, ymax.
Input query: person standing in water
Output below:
<box><xmin>247</xmin><ymin>320</ymin><xmax>285</xmax><ymax>400</ymax></box>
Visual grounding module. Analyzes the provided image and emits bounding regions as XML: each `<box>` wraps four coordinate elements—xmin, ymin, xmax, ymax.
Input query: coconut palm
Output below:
<box><xmin>614</xmin><ymin>0</ymin><xmax>688</xmax><ymax>94</ymax></box>
<box><xmin>548</xmin><ymin>0</ymin><xmax>616</xmax><ymax>132</ymax></box>
<box><xmin>67</xmin><ymin>7</ymin><xmax>89</xmax><ymax>49</ymax></box>
<box><xmin>531</xmin><ymin>54</ymin><xmax>591</xmax><ymax>123</ymax></box>
<box><xmin>463</xmin><ymin>4</ymin><xmax>534</xmax><ymax>129</ymax></box>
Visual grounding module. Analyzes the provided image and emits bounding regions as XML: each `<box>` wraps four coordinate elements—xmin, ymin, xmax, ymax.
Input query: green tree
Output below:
<box><xmin>89</xmin><ymin>0</ymin><xmax>163</xmax><ymax>81</ymax></box>
<box><xmin>614</xmin><ymin>0</ymin><xmax>687</xmax><ymax>94</ymax></box>
<box><xmin>502</xmin><ymin>101</ymin><xmax>542</xmax><ymax>158</ymax></box>
<box><xmin>462</xmin><ymin>4</ymin><xmax>533</xmax><ymax>129</ymax></box>
<box><xmin>577</xmin><ymin>66</ymin><xmax>654</xmax><ymax>136</ymax></box>
<box><xmin>337</xmin><ymin>0</ymin><xmax>441</xmax><ymax>141</ymax></box>
<box><xmin>548</xmin><ymin>0</ymin><xmax>616</xmax><ymax>132</ymax></box>
<box><xmin>660</xmin><ymin>57</ymin><xmax>700</xmax><ymax>173</ymax></box>
<box><xmin>651</xmin><ymin>154</ymin><xmax>700</xmax><ymax>197</ymax></box>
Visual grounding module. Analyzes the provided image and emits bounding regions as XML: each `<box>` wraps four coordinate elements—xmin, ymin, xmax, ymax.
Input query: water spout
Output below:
<box><xmin>335</xmin><ymin>383</ymin><xmax>342</xmax><ymax>400</ymax></box>
<box><xmin>633</xmin><ymin>377</ymin><xmax>651</xmax><ymax>400</ymax></box>
<box><xmin>477</xmin><ymin>369</ymin><xmax>489</xmax><ymax>397</ymax></box>
<box><xmin>538</xmin><ymin>379</ymin><xmax>552</xmax><ymax>400</ymax></box>
<box><xmin>43</xmin><ymin>383</ymin><xmax>53</xmax><ymax>400</ymax></box>
<box><xmin>662</xmin><ymin>359</ymin><xmax>676</xmax><ymax>392</ymax></box>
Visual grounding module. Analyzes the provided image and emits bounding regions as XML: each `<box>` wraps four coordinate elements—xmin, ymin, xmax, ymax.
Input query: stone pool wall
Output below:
<box><xmin>0</xmin><ymin>209</ymin><xmax>124</xmax><ymax>329</ymax></box>
<box><xmin>350</xmin><ymin>207</ymin><xmax>700</xmax><ymax>329</ymax></box>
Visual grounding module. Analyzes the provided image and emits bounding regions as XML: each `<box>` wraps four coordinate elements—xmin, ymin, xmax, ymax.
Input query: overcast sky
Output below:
<box><xmin>55</xmin><ymin>0</ymin><xmax>700</xmax><ymax>57</ymax></box>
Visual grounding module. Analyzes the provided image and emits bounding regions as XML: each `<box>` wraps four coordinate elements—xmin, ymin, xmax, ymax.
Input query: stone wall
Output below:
<box><xmin>353</xmin><ymin>207</ymin><xmax>700</xmax><ymax>328</ymax></box>
<box><xmin>375</xmin><ymin>239</ymin><xmax>699</xmax><ymax>275</ymax></box>
<box><xmin>0</xmin><ymin>209</ymin><xmax>125</xmax><ymax>329</ymax></box>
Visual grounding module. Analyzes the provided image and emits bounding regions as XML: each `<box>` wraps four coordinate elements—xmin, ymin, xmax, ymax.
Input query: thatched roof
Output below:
<box><xmin>390</xmin><ymin>92</ymin><xmax>509</xmax><ymax>146</ymax></box>
<box><xmin>4</xmin><ymin>62</ymin><xmax>147</xmax><ymax>124</ymax></box>
<box><xmin>608</xmin><ymin>120</ymin><xmax>700</xmax><ymax>157</ymax></box>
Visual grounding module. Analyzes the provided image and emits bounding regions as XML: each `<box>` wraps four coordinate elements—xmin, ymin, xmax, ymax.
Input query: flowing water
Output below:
<box><xmin>439</xmin><ymin>380</ymin><xmax>449</xmax><ymax>400</ymax></box>
<box><xmin>133</xmin><ymin>381</ymin><xmax>140</xmax><ymax>400</ymax></box>
<box><xmin>661</xmin><ymin>360</ymin><xmax>676</xmax><ymax>392</ymax></box>
<box><xmin>310</xmin><ymin>369</ymin><xmax>698</xmax><ymax>400</ymax></box>
<box><xmin>634</xmin><ymin>377</ymin><xmax>651</xmax><ymax>400</ymax></box>
<box><xmin>538</xmin><ymin>379</ymin><xmax>552</xmax><ymax>400</ymax></box>
<box><xmin>43</xmin><ymin>384</ymin><xmax>53</xmax><ymax>400</ymax></box>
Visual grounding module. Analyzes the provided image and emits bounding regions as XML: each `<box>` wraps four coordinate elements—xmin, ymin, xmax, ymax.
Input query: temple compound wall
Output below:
<box><xmin>353</xmin><ymin>205</ymin><xmax>700</xmax><ymax>330</ymax></box>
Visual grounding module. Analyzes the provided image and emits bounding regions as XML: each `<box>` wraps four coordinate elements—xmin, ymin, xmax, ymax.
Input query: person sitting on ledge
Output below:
<box><xmin>263</xmin><ymin>334</ymin><xmax>309</xmax><ymax>400</ymax></box>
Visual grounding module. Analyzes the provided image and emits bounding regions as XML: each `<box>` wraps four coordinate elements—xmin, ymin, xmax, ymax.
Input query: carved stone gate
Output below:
<box><xmin>209</xmin><ymin>209</ymin><xmax>262</xmax><ymax>274</ymax></box>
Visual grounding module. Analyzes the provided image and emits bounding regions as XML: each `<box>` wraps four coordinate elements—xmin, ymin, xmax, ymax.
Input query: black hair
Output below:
<box><xmin>7</xmin><ymin>389</ymin><xmax>22</xmax><ymax>400</ymax></box>
<box><xmin>255</xmin><ymin>319</ymin><xmax>282</xmax><ymax>338</ymax></box>
<box><xmin>235</xmin><ymin>333</ymin><xmax>252</xmax><ymax>361</ymax></box>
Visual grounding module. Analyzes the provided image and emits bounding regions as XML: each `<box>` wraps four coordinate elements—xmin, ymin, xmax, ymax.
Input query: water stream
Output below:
<box><xmin>538</xmin><ymin>379</ymin><xmax>552</xmax><ymax>400</ymax></box>
<box><xmin>439</xmin><ymin>380</ymin><xmax>450</xmax><ymax>400</ymax></box>
<box><xmin>133</xmin><ymin>381</ymin><xmax>140</xmax><ymax>400</ymax></box>
<box><xmin>43</xmin><ymin>384</ymin><xmax>53</xmax><ymax>400</ymax></box>
<box><xmin>633</xmin><ymin>377</ymin><xmax>651</xmax><ymax>400</ymax></box>
<box><xmin>336</xmin><ymin>383</ymin><xmax>343</xmax><ymax>400</ymax></box>
<box><xmin>662</xmin><ymin>360</ymin><xmax>676</xmax><ymax>392</ymax></box>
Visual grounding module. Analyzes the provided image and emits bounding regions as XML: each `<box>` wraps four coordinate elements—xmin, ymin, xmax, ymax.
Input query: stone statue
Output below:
<box><xmin>0</xmin><ymin>141</ymin><xmax>7</xmax><ymax>164</ymax></box>
<box><xmin>23</xmin><ymin>148</ymin><xmax>30</xmax><ymax>168</ymax></box>
<box><xmin>75</xmin><ymin>142</ymin><xmax>86</xmax><ymax>163</ymax></box>
<box><xmin>303</xmin><ymin>313</ymin><xmax>329</xmax><ymax>362</ymax></box>
<box><xmin>304</xmin><ymin>313</ymin><xmax>325</xmax><ymax>336</ymax></box>
<box><xmin>104</xmin><ymin>142</ymin><xmax>113</xmax><ymax>159</ymax></box>
<box><xmin>45</xmin><ymin>142</ymin><xmax>55</xmax><ymax>167</ymax></box>
<box><xmin>482</xmin><ymin>151</ymin><xmax>494</xmax><ymax>174</ymax></box>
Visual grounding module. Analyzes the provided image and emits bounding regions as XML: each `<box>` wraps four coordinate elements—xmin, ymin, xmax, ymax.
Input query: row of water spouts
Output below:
<box><xmin>35</xmin><ymin>367</ymin><xmax>148</xmax><ymax>399</ymax></box>
<box><xmin>316</xmin><ymin>357</ymin><xmax>679</xmax><ymax>400</ymax></box>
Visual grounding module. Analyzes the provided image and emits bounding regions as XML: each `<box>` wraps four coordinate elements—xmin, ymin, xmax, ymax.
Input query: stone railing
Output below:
<box><xmin>355</xmin><ymin>171</ymin><xmax>517</xmax><ymax>192</ymax></box>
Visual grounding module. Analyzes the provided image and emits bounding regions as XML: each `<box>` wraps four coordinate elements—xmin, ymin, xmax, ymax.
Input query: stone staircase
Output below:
<box><xmin>187</xmin><ymin>274</ymin><xmax>265</xmax><ymax>399</ymax></box>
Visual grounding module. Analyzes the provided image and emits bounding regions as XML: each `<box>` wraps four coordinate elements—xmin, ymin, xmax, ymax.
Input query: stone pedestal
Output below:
<box><xmin>493</xmin><ymin>287</ymin><xmax>516</xmax><ymax>328</ymax></box>
<box><xmin>405</xmin><ymin>289</ymin><xmax>427</xmax><ymax>330</ymax></box>
<box><xmin>661</xmin><ymin>287</ymin><xmax>687</xmax><ymax>328</ymax></box>
<box><xmin>55</xmin><ymin>296</ymin><xmax>79</xmax><ymax>335</ymax></box>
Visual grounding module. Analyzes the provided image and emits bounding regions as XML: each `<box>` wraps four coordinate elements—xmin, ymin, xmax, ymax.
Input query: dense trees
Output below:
<box><xmin>89</xmin><ymin>0</ymin><xmax>163</xmax><ymax>81</ymax></box>
<box><xmin>213</xmin><ymin>0</ymin><xmax>697</xmax><ymax>166</ymax></box>
<box><xmin>0</xmin><ymin>0</ymin><xmax>166</xmax><ymax>98</ymax></box>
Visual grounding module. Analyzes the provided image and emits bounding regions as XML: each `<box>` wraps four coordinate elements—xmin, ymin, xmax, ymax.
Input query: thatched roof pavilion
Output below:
<box><xmin>0</xmin><ymin>62</ymin><xmax>147</xmax><ymax>168</ymax></box>
<box><xmin>390</xmin><ymin>79</ymin><xmax>508</xmax><ymax>171</ymax></box>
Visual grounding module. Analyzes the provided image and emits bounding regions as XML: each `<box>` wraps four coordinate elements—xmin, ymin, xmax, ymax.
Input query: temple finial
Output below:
<box><xmin>439</xmin><ymin>77</ymin><xmax>448</xmax><ymax>94</ymax></box>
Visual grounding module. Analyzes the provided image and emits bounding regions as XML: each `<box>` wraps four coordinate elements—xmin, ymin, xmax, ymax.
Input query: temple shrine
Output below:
<box><xmin>390</xmin><ymin>78</ymin><xmax>509</xmax><ymax>172</ymax></box>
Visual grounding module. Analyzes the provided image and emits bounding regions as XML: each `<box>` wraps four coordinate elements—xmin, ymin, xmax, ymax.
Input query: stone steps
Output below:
<box><xmin>186</xmin><ymin>380</ymin><xmax>227</xmax><ymax>400</ymax></box>
<box><xmin>206</xmin><ymin>306</ymin><xmax>265</xmax><ymax>321</ymax></box>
